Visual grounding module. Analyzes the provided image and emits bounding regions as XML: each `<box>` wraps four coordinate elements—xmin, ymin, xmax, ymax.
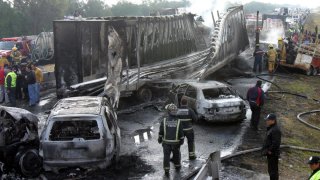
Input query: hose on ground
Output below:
<box><xmin>297</xmin><ymin>110</ymin><xmax>320</xmax><ymax>131</ymax></box>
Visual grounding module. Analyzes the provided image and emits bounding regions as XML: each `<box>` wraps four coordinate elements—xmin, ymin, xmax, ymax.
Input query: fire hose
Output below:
<box><xmin>183</xmin><ymin>73</ymin><xmax>320</xmax><ymax>179</ymax></box>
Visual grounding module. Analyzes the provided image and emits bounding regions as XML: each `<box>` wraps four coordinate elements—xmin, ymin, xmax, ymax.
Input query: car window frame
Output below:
<box><xmin>185</xmin><ymin>85</ymin><xmax>197</xmax><ymax>99</ymax></box>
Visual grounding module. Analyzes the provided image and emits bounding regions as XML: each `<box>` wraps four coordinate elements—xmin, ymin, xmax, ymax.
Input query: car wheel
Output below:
<box><xmin>15</xmin><ymin>149</ymin><xmax>42</xmax><ymax>178</ymax></box>
<box><xmin>137</xmin><ymin>87</ymin><xmax>152</xmax><ymax>102</ymax></box>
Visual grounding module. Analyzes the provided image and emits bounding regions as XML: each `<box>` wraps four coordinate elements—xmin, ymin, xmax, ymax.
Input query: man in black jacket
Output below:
<box><xmin>177</xmin><ymin>98</ymin><xmax>197</xmax><ymax>160</ymax></box>
<box><xmin>158</xmin><ymin>103</ymin><xmax>184</xmax><ymax>177</ymax></box>
<box><xmin>247</xmin><ymin>80</ymin><xmax>265</xmax><ymax>130</ymax></box>
<box><xmin>262</xmin><ymin>113</ymin><xmax>281</xmax><ymax>180</ymax></box>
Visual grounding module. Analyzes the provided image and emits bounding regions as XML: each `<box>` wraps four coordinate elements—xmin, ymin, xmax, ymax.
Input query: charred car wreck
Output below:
<box><xmin>40</xmin><ymin>96</ymin><xmax>121</xmax><ymax>173</ymax></box>
<box><xmin>0</xmin><ymin>106</ymin><xmax>42</xmax><ymax>177</ymax></box>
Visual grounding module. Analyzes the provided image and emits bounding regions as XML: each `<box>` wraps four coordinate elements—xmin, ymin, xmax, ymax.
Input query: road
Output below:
<box><xmin>9</xmin><ymin>47</ymin><xmax>273</xmax><ymax>179</ymax></box>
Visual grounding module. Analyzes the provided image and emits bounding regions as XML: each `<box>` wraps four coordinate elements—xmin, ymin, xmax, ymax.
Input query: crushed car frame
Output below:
<box><xmin>40</xmin><ymin>96</ymin><xmax>121</xmax><ymax>172</ymax></box>
<box><xmin>169</xmin><ymin>81</ymin><xmax>246</xmax><ymax>122</ymax></box>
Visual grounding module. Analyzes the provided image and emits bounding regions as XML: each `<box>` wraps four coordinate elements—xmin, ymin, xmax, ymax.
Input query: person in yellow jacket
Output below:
<box><xmin>31</xmin><ymin>63</ymin><xmax>43</xmax><ymax>103</ymax></box>
<box><xmin>308</xmin><ymin>156</ymin><xmax>320</xmax><ymax>180</ymax></box>
<box><xmin>267</xmin><ymin>44</ymin><xmax>277</xmax><ymax>73</ymax></box>
<box><xmin>5</xmin><ymin>67</ymin><xmax>17</xmax><ymax>107</ymax></box>
<box><xmin>0</xmin><ymin>54</ymin><xmax>10</xmax><ymax>68</ymax></box>
<box><xmin>10</xmin><ymin>46</ymin><xmax>22</xmax><ymax>65</ymax></box>
<box><xmin>277</xmin><ymin>38</ymin><xmax>286</xmax><ymax>62</ymax></box>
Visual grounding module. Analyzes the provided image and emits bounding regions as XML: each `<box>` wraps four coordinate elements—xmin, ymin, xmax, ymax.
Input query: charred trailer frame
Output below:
<box><xmin>54</xmin><ymin>14</ymin><xmax>199</xmax><ymax>98</ymax></box>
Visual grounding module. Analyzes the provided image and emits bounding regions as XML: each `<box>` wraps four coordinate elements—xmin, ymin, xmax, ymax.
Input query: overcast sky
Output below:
<box><xmin>105</xmin><ymin>0</ymin><xmax>320</xmax><ymax>9</ymax></box>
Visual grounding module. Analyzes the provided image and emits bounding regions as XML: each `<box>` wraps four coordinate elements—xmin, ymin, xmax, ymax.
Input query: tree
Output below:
<box><xmin>82</xmin><ymin>0</ymin><xmax>112</xmax><ymax>17</ymax></box>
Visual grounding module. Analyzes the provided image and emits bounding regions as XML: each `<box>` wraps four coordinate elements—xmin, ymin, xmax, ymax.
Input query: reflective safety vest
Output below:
<box><xmin>160</xmin><ymin>116</ymin><xmax>184</xmax><ymax>144</ymax></box>
<box><xmin>309</xmin><ymin>169</ymin><xmax>320</xmax><ymax>180</ymax></box>
<box><xmin>177</xmin><ymin>108</ymin><xmax>193</xmax><ymax>131</ymax></box>
<box><xmin>5</xmin><ymin>72</ymin><xmax>17</xmax><ymax>88</ymax></box>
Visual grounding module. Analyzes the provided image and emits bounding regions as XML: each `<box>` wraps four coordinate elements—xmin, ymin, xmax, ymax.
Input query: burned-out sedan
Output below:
<box><xmin>40</xmin><ymin>96</ymin><xmax>121</xmax><ymax>172</ymax></box>
<box><xmin>169</xmin><ymin>81</ymin><xmax>246</xmax><ymax>122</ymax></box>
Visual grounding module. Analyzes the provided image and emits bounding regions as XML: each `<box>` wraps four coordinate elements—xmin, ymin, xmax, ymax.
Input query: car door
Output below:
<box><xmin>183</xmin><ymin>85</ymin><xmax>197</xmax><ymax>110</ymax></box>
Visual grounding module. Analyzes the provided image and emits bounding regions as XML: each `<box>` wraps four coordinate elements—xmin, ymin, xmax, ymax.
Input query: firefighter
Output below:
<box><xmin>10</xmin><ymin>46</ymin><xmax>22</xmax><ymax>65</ymax></box>
<box><xmin>0</xmin><ymin>54</ymin><xmax>10</xmax><ymax>69</ymax></box>
<box><xmin>246</xmin><ymin>80</ymin><xmax>265</xmax><ymax>130</ymax></box>
<box><xmin>277</xmin><ymin>38</ymin><xmax>286</xmax><ymax>62</ymax></box>
<box><xmin>307</xmin><ymin>156</ymin><xmax>320</xmax><ymax>180</ymax></box>
<box><xmin>5</xmin><ymin>66</ymin><xmax>17</xmax><ymax>107</ymax></box>
<box><xmin>253</xmin><ymin>44</ymin><xmax>264</xmax><ymax>74</ymax></box>
<box><xmin>267</xmin><ymin>44</ymin><xmax>277</xmax><ymax>73</ymax></box>
<box><xmin>158</xmin><ymin>103</ymin><xmax>184</xmax><ymax>176</ymax></box>
<box><xmin>177</xmin><ymin>98</ymin><xmax>197</xmax><ymax>160</ymax></box>
<box><xmin>31</xmin><ymin>63</ymin><xmax>43</xmax><ymax>103</ymax></box>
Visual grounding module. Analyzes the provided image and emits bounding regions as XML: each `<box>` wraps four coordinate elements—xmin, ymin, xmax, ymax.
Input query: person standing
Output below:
<box><xmin>266</xmin><ymin>44</ymin><xmax>277</xmax><ymax>73</ymax></box>
<box><xmin>262</xmin><ymin>113</ymin><xmax>281</xmax><ymax>180</ymax></box>
<box><xmin>177</xmin><ymin>98</ymin><xmax>197</xmax><ymax>160</ymax></box>
<box><xmin>14</xmin><ymin>66</ymin><xmax>23</xmax><ymax>100</ymax></box>
<box><xmin>10</xmin><ymin>46</ymin><xmax>22</xmax><ymax>65</ymax></box>
<box><xmin>158</xmin><ymin>104</ymin><xmax>184</xmax><ymax>177</ymax></box>
<box><xmin>5</xmin><ymin>67</ymin><xmax>17</xmax><ymax>107</ymax></box>
<box><xmin>253</xmin><ymin>44</ymin><xmax>264</xmax><ymax>74</ymax></box>
<box><xmin>0</xmin><ymin>54</ymin><xmax>10</xmax><ymax>68</ymax></box>
<box><xmin>31</xmin><ymin>63</ymin><xmax>43</xmax><ymax>103</ymax></box>
<box><xmin>247</xmin><ymin>80</ymin><xmax>265</xmax><ymax>130</ymax></box>
<box><xmin>0</xmin><ymin>66</ymin><xmax>5</xmax><ymax>103</ymax></box>
<box><xmin>307</xmin><ymin>156</ymin><xmax>320</xmax><ymax>180</ymax></box>
<box><xmin>25</xmin><ymin>65</ymin><xmax>37</xmax><ymax>106</ymax></box>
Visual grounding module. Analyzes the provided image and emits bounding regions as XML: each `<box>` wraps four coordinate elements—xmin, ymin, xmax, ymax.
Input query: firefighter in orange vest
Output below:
<box><xmin>158</xmin><ymin>103</ymin><xmax>184</xmax><ymax>176</ymax></box>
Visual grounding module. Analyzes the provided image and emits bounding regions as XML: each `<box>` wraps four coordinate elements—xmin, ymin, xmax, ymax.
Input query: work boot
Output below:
<box><xmin>175</xmin><ymin>164</ymin><xmax>181</xmax><ymax>171</ymax></box>
<box><xmin>165</xmin><ymin>171</ymin><xmax>169</xmax><ymax>177</ymax></box>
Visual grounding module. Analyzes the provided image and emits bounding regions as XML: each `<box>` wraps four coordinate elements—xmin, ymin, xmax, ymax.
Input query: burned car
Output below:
<box><xmin>0</xmin><ymin>106</ymin><xmax>42</xmax><ymax>177</ymax></box>
<box><xmin>169</xmin><ymin>81</ymin><xmax>246</xmax><ymax>122</ymax></box>
<box><xmin>40</xmin><ymin>96</ymin><xmax>121</xmax><ymax>172</ymax></box>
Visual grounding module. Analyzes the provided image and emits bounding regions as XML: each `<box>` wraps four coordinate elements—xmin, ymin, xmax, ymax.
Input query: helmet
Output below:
<box><xmin>268</xmin><ymin>44</ymin><xmax>273</xmax><ymax>48</ymax></box>
<box><xmin>12</xmin><ymin>46</ymin><xmax>17</xmax><ymax>51</ymax></box>
<box><xmin>278</xmin><ymin>37</ymin><xmax>283</xmax><ymax>41</ymax></box>
<box><xmin>165</xmin><ymin>103</ymin><xmax>177</xmax><ymax>112</ymax></box>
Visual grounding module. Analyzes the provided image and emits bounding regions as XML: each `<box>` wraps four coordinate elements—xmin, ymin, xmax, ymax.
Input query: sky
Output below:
<box><xmin>105</xmin><ymin>0</ymin><xmax>320</xmax><ymax>9</ymax></box>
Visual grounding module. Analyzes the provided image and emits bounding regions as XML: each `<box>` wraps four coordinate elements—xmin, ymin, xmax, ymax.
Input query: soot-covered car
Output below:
<box><xmin>169</xmin><ymin>81</ymin><xmax>246</xmax><ymax>122</ymax></box>
<box><xmin>40</xmin><ymin>96</ymin><xmax>121</xmax><ymax>172</ymax></box>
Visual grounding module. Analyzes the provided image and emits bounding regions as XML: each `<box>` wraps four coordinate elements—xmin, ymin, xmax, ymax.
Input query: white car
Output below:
<box><xmin>169</xmin><ymin>81</ymin><xmax>246</xmax><ymax>122</ymax></box>
<box><xmin>40</xmin><ymin>96</ymin><xmax>121</xmax><ymax>172</ymax></box>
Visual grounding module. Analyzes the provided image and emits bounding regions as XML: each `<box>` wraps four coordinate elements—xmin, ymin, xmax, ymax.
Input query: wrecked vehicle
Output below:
<box><xmin>40</xmin><ymin>96</ymin><xmax>121</xmax><ymax>172</ymax></box>
<box><xmin>0</xmin><ymin>106</ymin><xmax>42</xmax><ymax>177</ymax></box>
<box><xmin>169</xmin><ymin>81</ymin><xmax>246</xmax><ymax>122</ymax></box>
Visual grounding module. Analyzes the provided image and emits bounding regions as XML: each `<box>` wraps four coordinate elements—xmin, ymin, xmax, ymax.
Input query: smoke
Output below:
<box><xmin>186</xmin><ymin>0</ymin><xmax>242</xmax><ymax>27</ymax></box>
<box><xmin>260</xmin><ymin>28</ymin><xmax>285</xmax><ymax>46</ymax></box>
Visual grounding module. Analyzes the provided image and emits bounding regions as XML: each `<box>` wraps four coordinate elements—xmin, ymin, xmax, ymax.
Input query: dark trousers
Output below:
<box><xmin>267</xmin><ymin>155</ymin><xmax>279</xmax><ymax>180</ymax></box>
<box><xmin>253</xmin><ymin>58</ymin><xmax>262</xmax><ymax>73</ymax></box>
<box><xmin>184</xmin><ymin>130</ymin><xmax>195</xmax><ymax>158</ymax></box>
<box><xmin>8</xmin><ymin>87</ymin><xmax>16</xmax><ymax>107</ymax></box>
<box><xmin>163</xmin><ymin>143</ymin><xmax>181</xmax><ymax>172</ymax></box>
<box><xmin>250</xmin><ymin>102</ymin><xmax>261</xmax><ymax>129</ymax></box>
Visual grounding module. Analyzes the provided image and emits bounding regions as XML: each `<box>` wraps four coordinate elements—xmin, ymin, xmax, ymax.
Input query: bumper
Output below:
<box><xmin>43</xmin><ymin>158</ymin><xmax>110</xmax><ymax>171</ymax></box>
<box><xmin>203</xmin><ymin>112</ymin><xmax>246</xmax><ymax>122</ymax></box>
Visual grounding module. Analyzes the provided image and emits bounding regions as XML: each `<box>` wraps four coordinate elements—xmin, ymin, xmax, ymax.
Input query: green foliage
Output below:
<box><xmin>0</xmin><ymin>0</ymin><xmax>190</xmax><ymax>37</ymax></box>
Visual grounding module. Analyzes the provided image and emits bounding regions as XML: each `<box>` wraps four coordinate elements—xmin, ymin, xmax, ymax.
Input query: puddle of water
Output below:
<box><xmin>132</xmin><ymin>126</ymin><xmax>154</xmax><ymax>145</ymax></box>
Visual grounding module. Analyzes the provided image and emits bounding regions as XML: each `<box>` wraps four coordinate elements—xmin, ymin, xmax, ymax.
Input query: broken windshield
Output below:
<box><xmin>202</xmin><ymin>87</ymin><xmax>233</xmax><ymax>99</ymax></box>
<box><xmin>49</xmin><ymin>119</ymin><xmax>100</xmax><ymax>141</ymax></box>
<box><xmin>0</xmin><ymin>41</ymin><xmax>15</xmax><ymax>50</ymax></box>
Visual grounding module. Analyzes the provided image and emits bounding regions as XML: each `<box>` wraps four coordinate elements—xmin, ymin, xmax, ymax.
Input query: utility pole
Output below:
<box><xmin>255</xmin><ymin>11</ymin><xmax>260</xmax><ymax>45</ymax></box>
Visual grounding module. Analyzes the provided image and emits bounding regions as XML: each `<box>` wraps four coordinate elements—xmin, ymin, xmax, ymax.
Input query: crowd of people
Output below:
<box><xmin>0</xmin><ymin>46</ymin><xmax>43</xmax><ymax>107</ymax></box>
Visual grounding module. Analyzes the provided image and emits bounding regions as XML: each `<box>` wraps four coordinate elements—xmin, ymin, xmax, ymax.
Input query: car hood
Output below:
<box><xmin>204</xmin><ymin>98</ymin><xmax>243</xmax><ymax>108</ymax></box>
<box><xmin>0</xmin><ymin>50</ymin><xmax>11</xmax><ymax>55</ymax></box>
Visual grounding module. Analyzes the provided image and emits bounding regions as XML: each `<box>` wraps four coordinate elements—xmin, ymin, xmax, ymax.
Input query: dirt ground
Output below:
<box><xmin>223</xmin><ymin>70</ymin><xmax>320</xmax><ymax>180</ymax></box>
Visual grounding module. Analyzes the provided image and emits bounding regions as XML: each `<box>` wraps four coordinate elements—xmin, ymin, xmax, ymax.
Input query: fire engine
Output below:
<box><xmin>0</xmin><ymin>36</ymin><xmax>33</xmax><ymax>58</ymax></box>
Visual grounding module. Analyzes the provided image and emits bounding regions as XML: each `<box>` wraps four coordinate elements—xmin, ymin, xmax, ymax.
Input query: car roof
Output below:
<box><xmin>51</xmin><ymin>96</ymin><xmax>104</xmax><ymax>116</ymax></box>
<box><xmin>183</xmin><ymin>81</ymin><xmax>227</xmax><ymax>90</ymax></box>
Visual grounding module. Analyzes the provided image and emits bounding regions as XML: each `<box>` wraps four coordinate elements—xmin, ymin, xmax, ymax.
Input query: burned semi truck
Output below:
<box><xmin>54</xmin><ymin>6</ymin><xmax>249</xmax><ymax>105</ymax></box>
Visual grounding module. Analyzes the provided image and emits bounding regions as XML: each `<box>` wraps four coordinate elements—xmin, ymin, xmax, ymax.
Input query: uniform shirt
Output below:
<box><xmin>308</xmin><ymin>168</ymin><xmax>320</xmax><ymax>180</ymax></box>
<box><xmin>177</xmin><ymin>105</ymin><xmax>197</xmax><ymax>131</ymax></box>
<box><xmin>158</xmin><ymin>113</ymin><xmax>184</xmax><ymax>144</ymax></box>
<box><xmin>253</xmin><ymin>47</ymin><xmax>264</xmax><ymax>61</ymax></box>
<box><xmin>267</xmin><ymin>49</ymin><xmax>277</xmax><ymax>62</ymax></box>
<box><xmin>34</xmin><ymin>67</ymin><xmax>43</xmax><ymax>83</ymax></box>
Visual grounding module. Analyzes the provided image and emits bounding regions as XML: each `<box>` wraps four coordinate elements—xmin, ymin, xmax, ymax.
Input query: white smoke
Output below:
<box><xmin>186</xmin><ymin>0</ymin><xmax>242</xmax><ymax>27</ymax></box>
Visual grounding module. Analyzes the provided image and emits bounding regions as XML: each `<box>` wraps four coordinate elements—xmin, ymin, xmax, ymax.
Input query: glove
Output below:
<box><xmin>158</xmin><ymin>137</ymin><xmax>162</xmax><ymax>144</ymax></box>
<box><xmin>179</xmin><ymin>139</ymin><xmax>184</xmax><ymax>146</ymax></box>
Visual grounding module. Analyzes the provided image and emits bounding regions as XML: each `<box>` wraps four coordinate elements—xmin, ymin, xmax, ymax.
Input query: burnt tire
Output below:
<box><xmin>137</xmin><ymin>87</ymin><xmax>152</xmax><ymax>102</ymax></box>
<box><xmin>15</xmin><ymin>149</ymin><xmax>42</xmax><ymax>178</ymax></box>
